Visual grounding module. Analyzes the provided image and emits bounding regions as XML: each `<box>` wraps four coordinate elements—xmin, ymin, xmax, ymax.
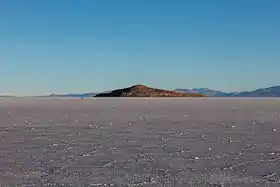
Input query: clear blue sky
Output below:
<box><xmin>0</xmin><ymin>0</ymin><xmax>279</xmax><ymax>95</ymax></box>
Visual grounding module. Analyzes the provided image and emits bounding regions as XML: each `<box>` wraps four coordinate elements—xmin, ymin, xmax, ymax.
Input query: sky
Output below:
<box><xmin>0</xmin><ymin>0</ymin><xmax>280</xmax><ymax>96</ymax></box>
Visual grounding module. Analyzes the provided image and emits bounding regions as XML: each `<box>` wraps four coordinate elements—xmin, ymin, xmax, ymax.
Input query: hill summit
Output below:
<box><xmin>95</xmin><ymin>85</ymin><xmax>204</xmax><ymax>97</ymax></box>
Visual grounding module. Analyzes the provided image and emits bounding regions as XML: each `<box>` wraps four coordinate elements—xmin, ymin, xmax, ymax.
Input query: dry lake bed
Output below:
<box><xmin>0</xmin><ymin>98</ymin><xmax>280</xmax><ymax>187</ymax></box>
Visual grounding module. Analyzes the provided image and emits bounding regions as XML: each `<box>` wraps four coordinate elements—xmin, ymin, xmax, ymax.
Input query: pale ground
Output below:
<box><xmin>0</xmin><ymin>98</ymin><xmax>280</xmax><ymax>187</ymax></box>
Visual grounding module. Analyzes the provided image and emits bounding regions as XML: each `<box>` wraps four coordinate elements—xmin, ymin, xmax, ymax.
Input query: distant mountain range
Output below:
<box><xmin>175</xmin><ymin>86</ymin><xmax>280</xmax><ymax>97</ymax></box>
<box><xmin>175</xmin><ymin>88</ymin><xmax>228</xmax><ymax>97</ymax></box>
<box><xmin>42</xmin><ymin>85</ymin><xmax>280</xmax><ymax>98</ymax></box>
<box><xmin>48</xmin><ymin>93</ymin><xmax>97</xmax><ymax>97</ymax></box>
<box><xmin>0</xmin><ymin>95</ymin><xmax>15</xmax><ymax>98</ymax></box>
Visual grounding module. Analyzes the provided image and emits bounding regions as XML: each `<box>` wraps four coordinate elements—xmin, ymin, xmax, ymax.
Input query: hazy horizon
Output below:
<box><xmin>1</xmin><ymin>1</ymin><xmax>279</xmax><ymax>95</ymax></box>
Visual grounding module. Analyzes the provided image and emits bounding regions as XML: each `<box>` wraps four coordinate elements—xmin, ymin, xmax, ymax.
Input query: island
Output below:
<box><xmin>94</xmin><ymin>85</ymin><xmax>204</xmax><ymax>97</ymax></box>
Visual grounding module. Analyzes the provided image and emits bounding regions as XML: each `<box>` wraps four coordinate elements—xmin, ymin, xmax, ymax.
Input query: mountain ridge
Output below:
<box><xmin>175</xmin><ymin>86</ymin><xmax>280</xmax><ymax>97</ymax></box>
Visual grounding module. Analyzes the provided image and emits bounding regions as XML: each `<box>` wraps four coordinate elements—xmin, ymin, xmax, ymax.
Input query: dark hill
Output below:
<box><xmin>95</xmin><ymin>85</ymin><xmax>204</xmax><ymax>97</ymax></box>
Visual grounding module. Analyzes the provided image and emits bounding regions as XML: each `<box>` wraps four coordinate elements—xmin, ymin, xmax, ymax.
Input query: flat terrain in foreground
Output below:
<box><xmin>0</xmin><ymin>98</ymin><xmax>280</xmax><ymax>186</ymax></box>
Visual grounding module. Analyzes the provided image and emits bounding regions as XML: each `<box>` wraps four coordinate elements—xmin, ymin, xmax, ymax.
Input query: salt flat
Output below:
<box><xmin>0</xmin><ymin>98</ymin><xmax>280</xmax><ymax>186</ymax></box>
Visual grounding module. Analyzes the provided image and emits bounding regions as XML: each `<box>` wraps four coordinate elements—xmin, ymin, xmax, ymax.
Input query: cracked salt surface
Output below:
<box><xmin>0</xmin><ymin>98</ymin><xmax>280</xmax><ymax>186</ymax></box>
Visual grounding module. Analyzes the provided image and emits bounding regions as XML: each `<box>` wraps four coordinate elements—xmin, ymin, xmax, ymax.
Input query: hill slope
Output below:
<box><xmin>95</xmin><ymin>85</ymin><xmax>204</xmax><ymax>97</ymax></box>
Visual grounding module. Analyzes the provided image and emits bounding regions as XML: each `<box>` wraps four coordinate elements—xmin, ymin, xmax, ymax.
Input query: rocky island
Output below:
<box><xmin>95</xmin><ymin>85</ymin><xmax>204</xmax><ymax>97</ymax></box>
